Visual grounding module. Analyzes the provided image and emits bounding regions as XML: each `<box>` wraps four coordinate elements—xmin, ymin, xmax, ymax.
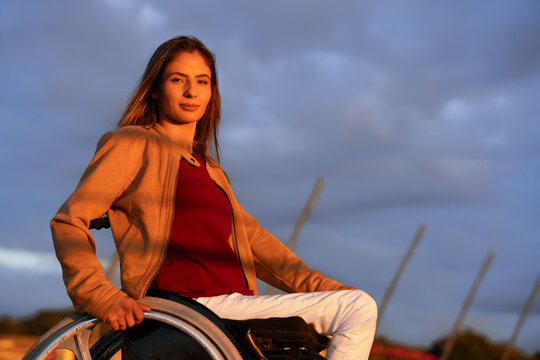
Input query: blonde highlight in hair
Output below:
<box><xmin>118</xmin><ymin>36</ymin><xmax>222</xmax><ymax>161</ymax></box>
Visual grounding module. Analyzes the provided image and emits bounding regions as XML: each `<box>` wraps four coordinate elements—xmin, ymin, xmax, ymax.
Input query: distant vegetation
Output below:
<box><xmin>0</xmin><ymin>308</ymin><xmax>73</xmax><ymax>335</ymax></box>
<box><xmin>428</xmin><ymin>330</ymin><xmax>540</xmax><ymax>360</ymax></box>
<box><xmin>373</xmin><ymin>330</ymin><xmax>540</xmax><ymax>360</ymax></box>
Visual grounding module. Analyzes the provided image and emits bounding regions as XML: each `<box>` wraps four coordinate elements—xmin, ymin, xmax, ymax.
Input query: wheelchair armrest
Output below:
<box><xmin>89</xmin><ymin>217</ymin><xmax>110</xmax><ymax>230</ymax></box>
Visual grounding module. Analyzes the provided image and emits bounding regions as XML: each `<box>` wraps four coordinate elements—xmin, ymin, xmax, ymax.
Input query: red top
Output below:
<box><xmin>153</xmin><ymin>152</ymin><xmax>252</xmax><ymax>298</ymax></box>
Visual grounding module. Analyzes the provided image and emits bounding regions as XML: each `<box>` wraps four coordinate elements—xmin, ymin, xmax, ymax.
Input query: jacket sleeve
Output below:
<box><xmin>50</xmin><ymin>131</ymin><xmax>131</xmax><ymax>320</ymax></box>
<box><xmin>240</xmin><ymin>205</ymin><xmax>346</xmax><ymax>293</ymax></box>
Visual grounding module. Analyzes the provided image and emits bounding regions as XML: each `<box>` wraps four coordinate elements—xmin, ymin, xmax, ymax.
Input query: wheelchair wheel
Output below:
<box><xmin>22</xmin><ymin>296</ymin><xmax>242</xmax><ymax>360</ymax></box>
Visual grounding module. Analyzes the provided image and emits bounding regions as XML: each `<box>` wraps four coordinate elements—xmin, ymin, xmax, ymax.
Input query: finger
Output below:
<box><xmin>105</xmin><ymin>314</ymin><xmax>118</xmax><ymax>331</ymax></box>
<box><xmin>108</xmin><ymin>319</ymin><xmax>119</xmax><ymax>331</ymax></box>
<box><xmin>125</xmin><ymin>310</ymin><xmax>136</xmax><ymax>328</ymax></box>
<box><xmin>139</xmin><ymin>302</ymin><xmax>151</xmax><ymax>312</ymax></box>
<box><xmin>117</xmin><ymin>319</ymin><xmax>127</xmax><ymax>331</ymax></box>
<box><xmin>133</xmin><ymin>304</ymin><xmax>146</xmax><ymax>324</ymax></box>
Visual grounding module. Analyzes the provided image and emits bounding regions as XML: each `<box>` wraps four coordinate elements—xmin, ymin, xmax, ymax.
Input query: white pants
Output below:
<box><xmin>196</xmin><ymin>290</ymin><xmax>377</xmax><ymax>360</ymax></box>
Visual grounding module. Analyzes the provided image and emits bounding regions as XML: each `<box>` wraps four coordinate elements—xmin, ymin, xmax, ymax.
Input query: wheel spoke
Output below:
<box><xmin>74</xmin><ymin>328</ymin><xmax>93</xmax><ymax>360</ymax></box>
<box><xmin>54</xmin><ymin>323</ymin><xmax>95</xmax><ymax>360</ymax></box>
<box><xmin>22</xmin><ymin>314</ymin><xmax>98</xmax><ymax>360</ymax></box>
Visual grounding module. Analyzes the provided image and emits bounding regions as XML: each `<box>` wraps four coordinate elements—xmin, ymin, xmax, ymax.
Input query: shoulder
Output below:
<box><xmin>204</xmin><ymin>156</ymin><xmax>231</xmax><ymax>184</ymax></box>
<box><xmin>100</xmin><ymin>126</ymin><xmax>151</xmax><ymax>144</ymax></box>
<box><xmin>113</xmin><ymin>125</ymin><xmax>149</xmax><ymax>137</ymax></box>
<box><xmin>205</xmin><ymin>155</ymin><xmax>220</xmax><ymax>169</ymax></box>
<box><xmin>95</xmin><ymin>126</ymin><xmax>162</xmax><ymax>153</ymax></box>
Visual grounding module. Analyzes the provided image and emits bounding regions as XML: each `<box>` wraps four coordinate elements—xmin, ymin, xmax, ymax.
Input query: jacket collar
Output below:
<box><xmin>151</xmin><ymin>123</ymin><xmax>203</xmax><ymax>167</ymax></box>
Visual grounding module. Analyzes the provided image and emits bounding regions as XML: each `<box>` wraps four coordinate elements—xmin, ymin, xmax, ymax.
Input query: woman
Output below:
<box><xmin>51</xmin><ymin>36</ymin><xmax>377</xmax><ymax>359</ymax></box>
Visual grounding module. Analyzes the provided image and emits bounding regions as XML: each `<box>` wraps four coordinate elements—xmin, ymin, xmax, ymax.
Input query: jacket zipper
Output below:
<box><xmin>140</xmin><ymin>156</ymin><xmax>181</xmax><ymax>297</ymax></box>
<box><xmin>215</xmin><ymin>182</ymin><xmax>250</xmax><ymax>291</ymax></box>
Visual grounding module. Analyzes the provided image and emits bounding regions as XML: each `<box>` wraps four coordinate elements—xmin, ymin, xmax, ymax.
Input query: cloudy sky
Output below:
<box><xmin>1</xmin><ymin>0</ymin><xmax>539</xmax><ymax>354</ymax></box>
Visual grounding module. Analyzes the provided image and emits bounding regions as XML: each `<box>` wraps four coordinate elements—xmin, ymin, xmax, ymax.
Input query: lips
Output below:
<box><xmin>179</xmin><ymin>103</ymin><xmax>200</xmax><ymax>111</ymax></box>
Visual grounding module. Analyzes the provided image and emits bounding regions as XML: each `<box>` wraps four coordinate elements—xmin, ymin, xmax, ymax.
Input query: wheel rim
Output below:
<box><xmin>22</xmin><ymin>296</ymin><xmax>242</xmax><ymax>360</ymax></box>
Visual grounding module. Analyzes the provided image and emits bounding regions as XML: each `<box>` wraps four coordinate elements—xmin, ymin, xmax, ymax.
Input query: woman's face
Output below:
<box><xmin>153</xmin><ymin>51</ymin><xmax>212</xmax><ymax>126</ymax></box>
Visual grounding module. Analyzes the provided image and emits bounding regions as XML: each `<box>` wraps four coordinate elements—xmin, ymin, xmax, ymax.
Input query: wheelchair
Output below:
<box><xmin>24</xmin><ymin>218</ymin><xmax>328</xmax><ymax>360</ymax></box>
<box><xmin>22</xmin><ymin>288</ymin><xmax>328</xmax><ymax>360</ymax></box>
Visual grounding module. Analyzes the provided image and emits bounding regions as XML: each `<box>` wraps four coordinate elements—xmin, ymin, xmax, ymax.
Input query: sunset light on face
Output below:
<box><xmin>153</xmin><ymin>51</ymin><xmax>212</xmax><ymax>126</ymax></box>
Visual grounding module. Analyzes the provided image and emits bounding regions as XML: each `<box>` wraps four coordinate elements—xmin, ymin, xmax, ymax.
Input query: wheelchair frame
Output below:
<box><xmin>22</xmin><ymin>293</ymin><xmax>327</xmax><ymax>360</ymax></box>
<box><xmin>22</xmin><ymin>296</ymin><xmax>243</xmax><ymax>360</ymax></box>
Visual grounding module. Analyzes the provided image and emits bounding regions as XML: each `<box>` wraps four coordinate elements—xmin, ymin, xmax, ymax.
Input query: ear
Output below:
<box><xmin>151</xmin><ymin>90</ymin><xmax>158</xmax><ymax>100</ymax></box>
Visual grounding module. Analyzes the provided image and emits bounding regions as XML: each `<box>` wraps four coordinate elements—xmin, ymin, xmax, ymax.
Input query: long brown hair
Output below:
<box><xmin>118</xmin><ymin>36</ymin><xmax>222</xmax><ymax>161</ymax></box>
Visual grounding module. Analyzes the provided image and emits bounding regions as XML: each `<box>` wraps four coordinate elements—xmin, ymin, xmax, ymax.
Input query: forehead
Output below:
<box><xmin>164</xmin><ymin>51</ymin><xmax>211</xmax><ymax>77</ymax></box>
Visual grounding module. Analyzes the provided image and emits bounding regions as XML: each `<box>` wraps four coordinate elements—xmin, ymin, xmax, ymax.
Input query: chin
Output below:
<box><xmin>175</xmin><ymin>115</ymin><xmax>202</xmax><ymax>124</ymax></box>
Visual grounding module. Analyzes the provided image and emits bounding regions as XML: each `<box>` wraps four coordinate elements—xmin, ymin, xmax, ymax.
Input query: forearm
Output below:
<box><xmin>51</xmin><ymin>217</ymin><xmax>127</xmax><ymax>319</ymax></box>
<box><xmin>250</xmin><ymin>226</ymin><xmax>345</xmax><ymax>292</ymax></box>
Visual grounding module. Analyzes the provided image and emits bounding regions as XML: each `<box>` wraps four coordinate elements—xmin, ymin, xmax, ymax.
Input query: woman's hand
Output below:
<box><xmin>104</xmin><ymin>296</ymin><xmax>151</xmax><ymax>331</ymax></box>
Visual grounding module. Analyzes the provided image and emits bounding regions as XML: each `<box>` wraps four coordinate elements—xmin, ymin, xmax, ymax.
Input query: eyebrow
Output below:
<box><xmin>167</xmin><ymin>71</ymin><xmax>211</xmax><ymax>79</ymax></box>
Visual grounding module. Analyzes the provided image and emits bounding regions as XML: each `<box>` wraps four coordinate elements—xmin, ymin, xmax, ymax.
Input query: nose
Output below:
<box><xmin>183</xmin><ymin>80</ymin><xmax>197</xmax><ymax>98</ymax></box>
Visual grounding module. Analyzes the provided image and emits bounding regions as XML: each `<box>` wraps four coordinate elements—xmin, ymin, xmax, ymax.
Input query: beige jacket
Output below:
<box><xmin>51</xmin><ymin>124</ymin><xmax>344</xmax><ymax>320</ymax></box>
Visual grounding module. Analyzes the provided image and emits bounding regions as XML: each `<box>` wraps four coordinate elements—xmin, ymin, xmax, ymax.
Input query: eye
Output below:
<box><xmin>198</xmin><ymin>79</ymin><xmax>209</xmax><ymax>85</ymax></box>
<box><xmin>171</xmin><ymin>77</ymin><xmax>184</xmax><ymax>83</ymax></box>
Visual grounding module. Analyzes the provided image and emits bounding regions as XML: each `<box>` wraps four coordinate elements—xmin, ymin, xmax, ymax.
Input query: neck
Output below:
<box><xmin>158</xmin><ymin>119</ymin><xmax>197</xmax><ymax>153</ymax></box>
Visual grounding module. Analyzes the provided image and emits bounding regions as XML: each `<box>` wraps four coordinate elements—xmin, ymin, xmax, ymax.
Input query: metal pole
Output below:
<box><xmin>285</xmin><ymin>177</ymin><xmax>325</xmax><ymax>251</ymax></box>
<box><xmin>377</xmin><ymin>223</ymin><xmax>427</xmax><ymax>326</ymax></box>
<box><xmin>439</xmin><ymin>251</ymin><xmax>495</xmax><ymax>360</ymax></box>
<box><xmin>265</xmin><ymin>177</ymin><xmax>325</xmax><ymax>295</ymax></box>
<box><xmin>500</xmin><ymin>275</ymin><xmax>540</xmax><ymax>360</ymax></box>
